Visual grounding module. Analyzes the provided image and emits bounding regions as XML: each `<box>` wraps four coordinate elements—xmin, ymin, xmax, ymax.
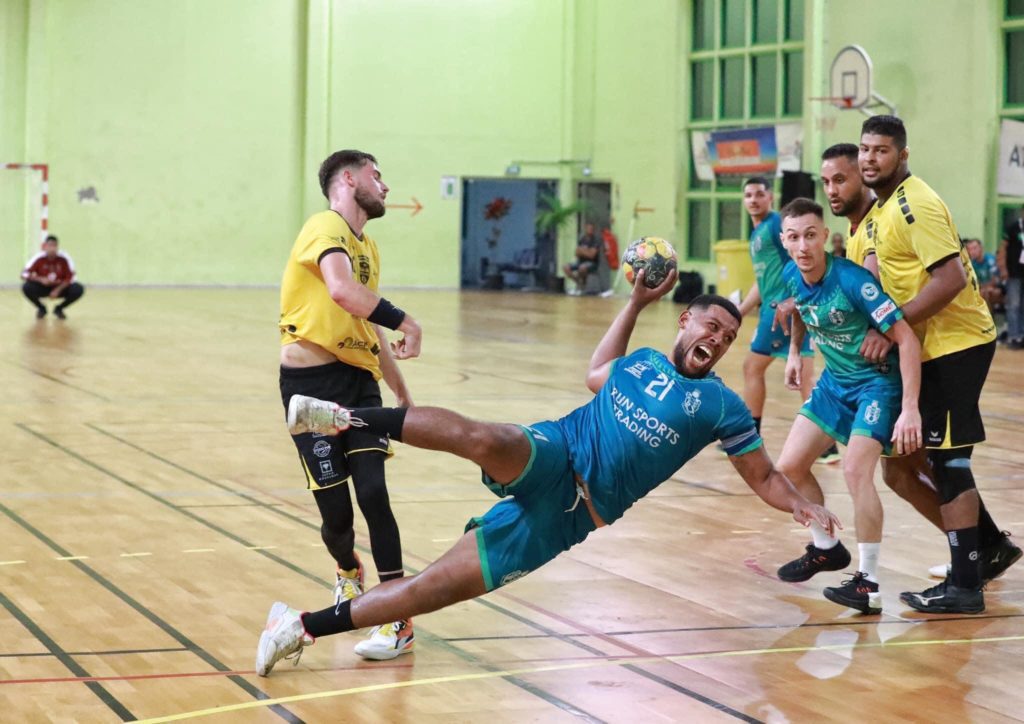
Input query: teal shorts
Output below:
<box><xmin>751</xmin><ymin>304</ymin><xmax>814</xmax><ymax>359</ymax></box>
<box><xmin>465</xmin><ymin>421</ymin><xmax>596</xmax><ymax>591</ymax></box>
<box><xmin>800</xmin><ymin>369</ymin><xmax>902</xmax><ymax>454</ymax></box>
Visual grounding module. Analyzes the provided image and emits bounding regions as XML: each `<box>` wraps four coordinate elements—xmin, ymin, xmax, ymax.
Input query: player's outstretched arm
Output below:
<box><xmin>320</xmin><ymin>252</ymin><xmax>422</xmax><ymax>359</ymax></box>
<box><xmin>585</xmin><ymin>268</ymin><xmax>678</xmax><ymax>392</ymax></box>
<box><xmin>730</xmin><ymin>446</ymin><xmax>842</xmax><ymax>535</ymax></box>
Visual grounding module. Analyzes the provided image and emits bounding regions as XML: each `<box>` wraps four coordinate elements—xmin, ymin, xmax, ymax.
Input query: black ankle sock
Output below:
<box><xmin>948</xmin><ymin>526</ymin><xmax>981</xmax><ymax>588</ymax></box>
<box><xmin>348</xmin><ymin>407</ymin><xmax>408</xmax><ymax>442</ymax></box>
<box><xmin>753</xmin><ymin>417</ymin><xmax>762</xmax><ymax>434</ymax></box>
<box><xmin>379</xmin><ymin>570</ymin><xmax>404</xmax><ymax>583</ymax></box>
<box><xmin>977</xmin><ymin>502</ymin><xmax>1002</xmax><ymax>548</ymax></box>
<box><xmin>302</xmin><ymin>600</ymin><xmax>354</xmax><ymax>638</ymax></box>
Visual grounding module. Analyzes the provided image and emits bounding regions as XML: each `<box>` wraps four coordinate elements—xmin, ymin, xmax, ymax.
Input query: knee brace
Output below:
<box><xmin>927</xmin><ymin>447</ymin><xmax>976</xmax><ymax>505</ymax></box>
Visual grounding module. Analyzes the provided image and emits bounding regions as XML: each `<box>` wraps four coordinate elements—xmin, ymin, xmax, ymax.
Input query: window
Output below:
<box><xmin>1007</xmin><ymin>29</ymin><xmax>1024</xmax><ymax>105</ymax></box>
<box><xmin>1009</xmin><ymin>0</ymin><xmax>1024</xmax><ymax>18</ymax></box>
<box><xmin>684</xmin><ymin>0</ymin><xmax>804</xmax><ymax>259</ymax></box>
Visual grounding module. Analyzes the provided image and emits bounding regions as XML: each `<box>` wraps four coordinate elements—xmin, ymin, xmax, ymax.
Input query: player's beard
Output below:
<box><xmin>671</xmin><ymin>341</ymin><xmax>688</xmax><ymax>375</ymax></box>
<box><xmin>831</xmin><ymin>195</ymin><xmax>858</xmax><ymax>218</ymax></box>
<box><xmin>861</xmin><ymin>162</ymin><xmax>900</xmax><ymax>191</ymax></box>
<box><xmin>355</xmin><ymin>186</ymin><xmax>386</xmax><ymax>219</ymax></box>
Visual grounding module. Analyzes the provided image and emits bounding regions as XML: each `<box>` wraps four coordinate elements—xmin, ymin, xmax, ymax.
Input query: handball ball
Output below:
<box><xmin>621</xmin><ymin>237</ymin><xmax>678</xmax><ymax>289</ymax></box>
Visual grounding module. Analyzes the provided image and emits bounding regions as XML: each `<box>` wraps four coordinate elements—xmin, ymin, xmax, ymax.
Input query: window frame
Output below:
<box><xmin>683</xmin><ymin>0</ymin><xmax>805</xmax><ymax>261</ymax></box>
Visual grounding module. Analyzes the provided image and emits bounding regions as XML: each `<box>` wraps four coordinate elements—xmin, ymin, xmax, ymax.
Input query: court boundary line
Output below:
<box><xmin>0</xmin><ymin>590</ymin><xmax>135</xmax><ymax>720</ymax></box>
<box><xmin>87</xmin><ymin>422</ymin><xmax>758</xmax><ymax>722</ymax></box>
<box><xmin>135</xmin><ymin>631</ymin><xmax>1024</xmax><ymax>723</ymax></box>
<box><xmin>35</xmin><ymin>423</ymin><xmax>608</xmax><ymax>724</ymax></box>
<box><xmin>0</xmin><ymin>453</ymin><xmax>305</xmax><ymax>724</ymax></box>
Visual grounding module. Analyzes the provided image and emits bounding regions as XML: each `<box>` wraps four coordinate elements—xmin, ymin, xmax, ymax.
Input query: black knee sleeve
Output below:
<box><xmin>349</xmin><ymin>452</ymin><xmax>403</xmax><ymax>577</ymax></box>
<box><xmin>928</xmin><ymin>447</ymin><xmax>976</xmax><ymax>505</ymax></box>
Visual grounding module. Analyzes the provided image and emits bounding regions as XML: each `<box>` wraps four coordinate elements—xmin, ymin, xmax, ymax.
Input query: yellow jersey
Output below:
<box><xmin>279</xmin><ymin>210</ymin><xmax>384</xmax><ymax>378</ymax></box>
<box><xmin>869</xmin><ymin>175</ymin><xmax>995</xmax><ymax>361</ymax></box>
<box><xmin>845</xmin><ymin>204</ymin><xmax>877</xmax><ymax>268</ymax></box>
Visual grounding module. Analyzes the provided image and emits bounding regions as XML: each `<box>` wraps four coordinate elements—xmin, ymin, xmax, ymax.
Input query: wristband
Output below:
<box><xmin>367</xmin><ymin>298</ymin><xmax>406</xmax><ymax>330</ymax></box>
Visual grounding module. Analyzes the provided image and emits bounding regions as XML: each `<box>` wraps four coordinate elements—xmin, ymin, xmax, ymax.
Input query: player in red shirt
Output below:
<box><xmin>22</xmin><ymin>235</ymin><xmax>85</xmax><ymax>319</ymax></box>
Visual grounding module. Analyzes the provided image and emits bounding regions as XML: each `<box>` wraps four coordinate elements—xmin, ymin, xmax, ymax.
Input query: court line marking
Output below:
<box><xmin>1</xmin><ymin>437</ymin><xmax>306</xmax><ymax>724</ymax></box>
<box><xmin>137</xmin><ymin>632</ymin><xmax>1024</xmax><ymax>723</ymax></box>
<box><xmin>84</xmin><ymin>423</ymin><xmax>611</xmax><ymax>724</ymax></box>
<box><xmin>0</xmin><ymin>590</ymin><xmax>134</xmax><ymax>720</ymax></box>
<box><xmin>0</xmin><ymin>560</ymin><xmax>26</xmax><ymax>566</ymax></box>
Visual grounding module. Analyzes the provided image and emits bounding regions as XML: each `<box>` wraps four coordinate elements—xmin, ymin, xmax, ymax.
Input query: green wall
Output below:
<box><xmin>816</xmin><ymin>1</ymin><xmax>1001</xmax><ymax>244</ymax></box>
<box><xmin>1</xmin><ymin>0</ymin><xmax>1011</xmax><ymax>285</ymax></box>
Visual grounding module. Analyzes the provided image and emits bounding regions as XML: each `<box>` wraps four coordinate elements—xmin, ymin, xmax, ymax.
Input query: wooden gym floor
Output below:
<box><xmin>1</xmin><ymin>287</ymin><xmax>1022</xmax><ymax>723</ymax></box>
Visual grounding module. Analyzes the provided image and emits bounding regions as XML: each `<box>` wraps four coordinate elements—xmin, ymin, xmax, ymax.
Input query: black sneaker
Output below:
<box><xmin>54</xmin><ymin>307</ymin><xmax>66</xmax><ymax>320</ymax></box>
<box><xmin>777</xmin><ymin>541</ymin><xmax>851</xmax><ymax>582</ymax></box>
<box><xmin>823</xmin><ymin>571</ymin><xmax>882</xmax><ymax>614</ymax></box>
<box><xmin>36</xmin><ymin>307</ymin><xmax>46</xmax><ymax>319</ymax></box>
<box><xmin>900</xmin><ymin>578</ymin><xmax>984</xmax><ymax>614</ymax></box>
<box><xmin>980</xmin><ymin>531</ymin><xmax>1022</xmax><ymax>583</ymax></box>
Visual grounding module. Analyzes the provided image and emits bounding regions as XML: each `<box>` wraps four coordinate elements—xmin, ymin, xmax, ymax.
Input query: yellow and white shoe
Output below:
<box><xmin>354</xmin><ymin>620</ymin><xmax>415</xmax><ymax>661</ymax></box>
<box><xmin>333</xmin><ymin>555</ymin><xmax>365</xmax><ymax>607</ymax></box>
<box><xmin>255</xmin><ymin>602</ymin><xmax>314</xmax><ymax>677</ymax></box>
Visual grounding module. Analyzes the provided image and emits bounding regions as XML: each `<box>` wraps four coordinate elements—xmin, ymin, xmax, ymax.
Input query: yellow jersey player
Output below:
<box><xmin>278</xmin><ymin>150</ymin><xmax>421</xmax><ymax>659</ymax></box>
<box><xmin>859</xmin><ymin>116</ymin><xmax>1019</xmax><ymax>614</ymax></box>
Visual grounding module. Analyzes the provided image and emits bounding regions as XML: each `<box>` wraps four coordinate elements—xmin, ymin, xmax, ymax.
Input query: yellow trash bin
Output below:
<box><xmin>713</xmin><ymin>239</ymin><xmax>754</xmax><ymax>299</ymax></box>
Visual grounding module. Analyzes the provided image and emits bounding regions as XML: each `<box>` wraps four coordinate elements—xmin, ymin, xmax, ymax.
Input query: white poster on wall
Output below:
<box><xmin>691</xmin><ymin>130</ymin><xmax>714</xmax><ymax>181</ymax></box>
<box><xmin>998</xmin><ymin>119</ymin><xmax>1024</xmax><ymax>197</ymax></box>
<box><xmin>775</xmin><ymin>122</ymin><xmax>804</xmax><ymax>174</ymax></box>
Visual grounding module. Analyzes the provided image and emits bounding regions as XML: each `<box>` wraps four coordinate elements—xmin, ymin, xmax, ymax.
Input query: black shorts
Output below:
<box><xmin>279</xmin><ymin>361</ymin><xmax>392</xmax><ymax>490</ymax></box>
<box><xmin>920</xmin><ymin>341</ymin><xmax>995</xmax><ymax>449</ymax></box>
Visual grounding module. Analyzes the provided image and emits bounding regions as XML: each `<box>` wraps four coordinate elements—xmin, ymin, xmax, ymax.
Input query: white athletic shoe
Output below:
<box><xmin>353</xmin><ymin>620</ymin><xmax>415</xmax><ymax>661</ymax></box>
<box><xmin>929</xmin><ymin>563</ymin><xmax>952</xmax><ymax>578</ymax></box>
<box><xmin>333</xmin><ymin>558</ymin><xmax>365</xmax><ymax>607</ymax></box>
<box><xmin>287</xmin><ymin>394</ymin><xmax>355</xmax><ymax>436</ymax></box>
<box><xmin>255</xmin><ymin>602</ymin><xmax>314</xmax><ymax>677</ymax></box>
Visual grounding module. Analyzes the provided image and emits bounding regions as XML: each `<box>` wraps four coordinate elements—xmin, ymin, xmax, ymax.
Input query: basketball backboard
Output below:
<box><xmin>830</xmin><ymin>45</ymin><xmax>872</xmax><ymax>109</ymax></box>
<box><xmin>817</xmin><ymin>44</ymin><xmax>896</xmax><ymax>117</ymax></box>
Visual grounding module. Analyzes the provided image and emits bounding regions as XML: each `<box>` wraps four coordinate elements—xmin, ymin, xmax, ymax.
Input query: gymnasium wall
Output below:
<box><xmin>814</xmin><ymin>2</ymin><xmax>1000</xmax><ymax>242</ymax></box>
<box><xmin>3</xmin><ymin>0</ymin><xmax>1006</xmax><ymax>285</ymax></box>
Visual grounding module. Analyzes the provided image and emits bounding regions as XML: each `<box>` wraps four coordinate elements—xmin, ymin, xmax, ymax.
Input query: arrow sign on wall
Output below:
<box><xmin>388</xmin><ymin>197</ymin><xmax>423</xmax><ymax>216</ymax></box>
<box><xmin>633</xmin><ymin>200</ymin><xmax>655</xmax><ymax>217</ymax></box>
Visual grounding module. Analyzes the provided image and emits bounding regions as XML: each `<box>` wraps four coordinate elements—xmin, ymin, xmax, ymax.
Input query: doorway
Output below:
<box><xmin>460</xmin><ymin>178</ymin><xmax>558</xmax><ymax>290</ymax></box>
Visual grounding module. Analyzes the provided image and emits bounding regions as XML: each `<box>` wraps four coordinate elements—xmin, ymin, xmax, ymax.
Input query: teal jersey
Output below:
<box><xmin>971</xmin><ymin>252</ymin><xmax>999</xmax><ymax>285</ymax></box>
<box><xmin>749</xmin><ymin>211</ymin><xmax>789</xmax><ymax>304</ymax></box>
<box><xmin>558</xmin><ymin>347</ymin><xmax>761</xmax><ymax>525</ymax></box>
<box><xmin>782</xmin><ymin>256</ymin><xmax>904</xmax><ymax>385</ymax></box>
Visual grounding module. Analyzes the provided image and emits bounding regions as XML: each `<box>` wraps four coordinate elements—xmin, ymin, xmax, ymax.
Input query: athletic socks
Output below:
<box><xmin>348</xmin><ymin>407</ymin><xmax>408</xmax><ymax>442</ymax></box>
<box><xmin>977</xmin><ymin>501</ymin><xmax>1002</xmax><ymax>548</ymax></box>
<box><xmin>302</xmin><ymin>599</ymin><xmax>355</xmax><ymax>638</ymax></box>
<box><xmin>810</xmin><ymin>521</ymin><xmax>840</xmax><ymax>550</ymax></box>
<box><xmin>948</xmin><ymin>526</ymin><xmax>981</xmax><ymax>589</ymax></box>
<box><xmin>858</xmin><ymin>542</ymin><xmax>880</xmax><ymax>582</ymax></box>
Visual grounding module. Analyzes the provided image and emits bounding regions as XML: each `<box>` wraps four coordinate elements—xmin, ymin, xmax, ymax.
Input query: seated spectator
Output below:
<box><xmin>830</xmin><ymin>232</ymin><xmax>846</xmax><ymax>258</ymax></box>
<box><xmin>22</xmin><ymin>234</ymin><xmax>85</xmax><ymax>319</ymax></box>
<box><xmin>563</xmin><ymin>222</ymin><xmax>602</xmax><ymax>295</ymax></box>
<box><xmin>966</xmin><ymin>238</ymin><xmax>1003</xmax><ymax>314</ymax></box>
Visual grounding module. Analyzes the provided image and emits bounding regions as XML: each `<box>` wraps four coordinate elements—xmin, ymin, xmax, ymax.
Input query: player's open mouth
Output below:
<box><xmin>693</xmin><ymin>344</ymin><xmax>713</xmax><ymax>364</ymax></box>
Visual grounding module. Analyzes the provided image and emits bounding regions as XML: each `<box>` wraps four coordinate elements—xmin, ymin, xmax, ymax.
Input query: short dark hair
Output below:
<box><xmin>44</xmin><ymin>234</ymin><xmax>58</xmax><ymax>244</ymax></box>
<box><xmin>688</xmin><ymin>294</ymin><xmax>742</xmax><ymax>325</ymax></box>
<box><xmin>861</xmin><ymin>115</ymin><xmax>907</xmax><ymax>150</ymax></box>
<box><xmin>743</xmin><ymin>176</ymin><xmax>771</xmax><ymax>191</ymax></box>
<box><xmin>821</xmin><ymin>143</ymin><xmax>858</xmax><ymax>163</ymax></box>
<box><xmin>318</xmin><ymin>150</ymin><xmax>377</xmax><ymax>199</ymax></box>
<box><xmin>780</xmin><ymin>197</ymin><xmax>824</xmax><ymax>221</ymax></box>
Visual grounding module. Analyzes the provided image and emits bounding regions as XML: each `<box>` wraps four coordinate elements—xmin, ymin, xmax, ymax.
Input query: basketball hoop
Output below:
<box><xmin>809</xmin><ymin>96</ymin><xmax>855</xmax><ymax>110</ymax></box>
